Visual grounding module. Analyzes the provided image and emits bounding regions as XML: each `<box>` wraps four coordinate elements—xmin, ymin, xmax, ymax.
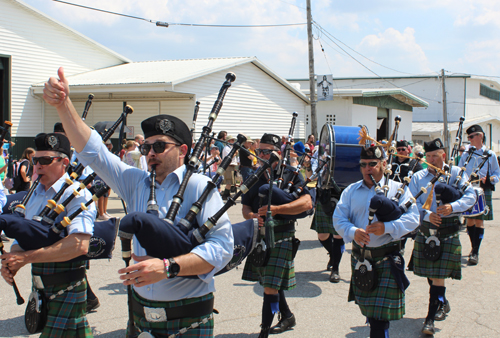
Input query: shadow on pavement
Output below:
<box><xmin>98</xmin><ymin>282</ymin><xmax>127</xmax><ymax>295</ymax></box>
<box><xmin>92</xmin><ymin>328</ymin><xmax>126</xmax><ymax>337</ymax></box>
<box><xmin>0</xmin><ymin>315</ymin><xmax>30</xmax><ymax>337</ymax></box>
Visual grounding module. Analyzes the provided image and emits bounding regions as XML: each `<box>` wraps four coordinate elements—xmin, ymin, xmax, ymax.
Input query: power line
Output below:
<box><xmin>51</xmin><ymin>0</ymin><xmax>306</xmax><ymax>28</ymax></box>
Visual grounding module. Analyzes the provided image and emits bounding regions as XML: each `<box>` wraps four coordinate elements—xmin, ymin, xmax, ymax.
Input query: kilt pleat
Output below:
<box><xmin>242</xmin><ymin>230</ymin><xmax>296</xmax><ymax>290</ymax></box>
<box><xmin>348</xmin><ymin>249</ymin><xmax>405</xmax><ymax>321</ymax></box>
<box><xmin>413</xmin><ymin>219</ymin><xmax>462</xmax><ymax>280</ymax></box>
<box><xmin>32</xmin><ymin>261</ymin><xmax>92</xmax><ymax>338</ymax></box>
<box><xmin>130</xmin><ymin>291</ymin><xmax>214</xmax><ymax>337</ymax></box>
<box><xmin>310</xmin><ymin>202</ymin><xmax>338</xmax><ymax>235</ymax></box>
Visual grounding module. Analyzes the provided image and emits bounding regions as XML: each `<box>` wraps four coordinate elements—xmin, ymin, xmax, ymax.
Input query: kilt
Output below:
<box><xmin>413</xmin><ymin>219</ymin><xmax>462</xmax><ymax>280</ymax></box>
<box><xmin>242</xmin><ymin>229</ymin><xmax>296</xmax><ymax>290</ymax></box>
<box><xmin>130</xmin><ymin>291</ymin><xmax>214</xmax><ymax>337</ymax></box>
<box><xmin>310</xmin><ymin>202</ymin><xmax>338</xmax><ymax>235</ymax></box>
<box><xmin>469</xmin><ymin>188</ymin><xmax>493</xmax><ymax>221</ymax></box>
<box><xmin>31</xmin><ymin>261</ymin><xmax>92</xmax><ymax>338</ymax></box>
<box><xmin>223</xmin><ymin>165</ymin><xmax>236</xmax><ymax>185</ymax></box>
<box><xmin>348</xmin><ymin>243</ymin><xmax>405</xmax><ymax>321</ymax></box>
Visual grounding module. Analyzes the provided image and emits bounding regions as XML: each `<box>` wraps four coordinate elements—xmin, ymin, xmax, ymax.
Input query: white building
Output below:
<box><xmin>288</xmin><ymin>79</ymin><xmax>428</xmax><ymax>142</ymax></box>
<box><xmin>0</xmin><ymin>0</ymin><xmax>129</xmax><ymax>141</ymax></box>
<box><xmin>311</xmin><ymin>75</ymin><xmax>500</xmax><ymax>151</ymax></box>
<box><xmin>31</xmin><ymin>57</ymin><xmax>309</xmax><ymax>142</ymax></box>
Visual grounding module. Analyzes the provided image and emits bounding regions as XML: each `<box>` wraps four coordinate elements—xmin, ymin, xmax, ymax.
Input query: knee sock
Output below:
<box><xmin>262</xmin><ymin>293</ymin><xmax>279</xmax><ymax>329</ymax></box>
<box><xmin>474</xmin><ymin>228</ymin><xmax>484</xmax><ymax>254</ymax></box>
<box><xmin>467</xmin><ymin>226</ymin><xmax>476</xmax><ymax>249</ymax></box>
<box><xmin>368</xmin><ymin>318</ymin><xmax>390</xmax><ymax>338</ymax></box>
<box><xmin>278</xmin><ymin>290</ymin><xmax>293</xmax><ymax>319</ymax></box>
<box><xmin>319</xmin><ymin>234</ymin><xmax>334</xmax><ymax>266</ymax></box>
<box><xmin>426</xmin><ymin>285</ymin><xmax>445</xmax><ymax>321</ymax></box>
<box><xmin>332</xmin><ymin>237</ymin><xmax>345</xmax><ymax>271</ymax></box>
<box><xmin>86</xmin><ymin>278</ymin><xmax>97</xmax><ymax>301</ymax></box>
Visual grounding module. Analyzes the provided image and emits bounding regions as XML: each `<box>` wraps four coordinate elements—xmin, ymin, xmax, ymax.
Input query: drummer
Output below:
<box><xmin>458</xmin><ymin>125</ymin><xmax>500</xmax><ymax>265</ymax></box>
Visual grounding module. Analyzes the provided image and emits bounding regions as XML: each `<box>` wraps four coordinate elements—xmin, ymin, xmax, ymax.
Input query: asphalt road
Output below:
<box><xmin>1</xmin><ymin>189</ymin><xmax>499</xmax><ymax>338</ymax></box>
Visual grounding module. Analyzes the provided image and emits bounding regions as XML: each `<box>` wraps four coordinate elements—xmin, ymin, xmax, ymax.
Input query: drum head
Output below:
<box><xmin>318</xmin><ymin>123</ymin><xmax>334</xmax><ymax>189</ymax></box>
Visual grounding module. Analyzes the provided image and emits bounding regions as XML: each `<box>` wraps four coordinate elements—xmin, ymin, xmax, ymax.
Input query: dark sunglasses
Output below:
<box><xmin>396</xmin><ymin>147</ymin><xmax>407</xmax><ymax>151</ymax></box>
<box><xmin>256</xmin><ymin>149</ymin><xmax>273</xmax><ymax>156</ymax></box>
<box><xmin>467</xmin><ymin>134</ymin><xmax>479</xmax><ymax>139</ymax></box>
<box><xmin>33</xmin><ymin>156</ymin><xmax>62</xmax><ymax>165</ymax></box>
<box><xmin>139</xmin><ymin>141</ymin><xmax>180</xmax><ymax>155</ymax></box>
<box><xmin>359</xmin><ymin>161</ymin><xmax>379</xmax><ymax>168</ymax></box>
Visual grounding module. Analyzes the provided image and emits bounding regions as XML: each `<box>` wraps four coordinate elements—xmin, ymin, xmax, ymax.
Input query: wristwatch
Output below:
<box><xmin>165</xmin><ymin>257</ymin><xmax>180</xmax><ymax>279</ymax></box>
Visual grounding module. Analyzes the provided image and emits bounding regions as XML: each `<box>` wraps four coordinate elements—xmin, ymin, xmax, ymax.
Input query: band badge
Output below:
<box><xmin>86</xmin><ymin>237</ymin><xmax>106</xmax><ymax>258</ymax></box>
<box><xmin>47</xmin><ymin>135</ymin><xmax>58</xmax><ymax>149</ymax></box>
<box><xmin>144</xmin><ymin>306</ymin><xmax>167</xmax><ymax>322</ymax></box>
<box><xmin>470</xmin><ymin>126</ymin><xmax>476</xmax><ymax>133</ymax></box>
<box><xmin>157</xmin><ymin>119</ymin><xmax>174</xmax><ymax>134</ymax></box>
<box><xmin>375</xmin><ymin>148</ymin><xmax>382</xmax><ymax>159</ymax></box>
<box><xmin>435</xmin><ymin>140</ymin><xmax>442</xmax><ymax>148</ymax></box>
<box><xmin>272</xmin><ymin>136</ymin><xmax>279</xmax><ymax>145</ymax></box>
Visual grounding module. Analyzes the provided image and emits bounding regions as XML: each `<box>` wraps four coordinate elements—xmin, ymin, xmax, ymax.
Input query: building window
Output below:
<box><xmin>479</xmin><ymin>83</ymin><xmax>500</xmax><ymax>101</ymax></box>
<box><xmin>326</xmin><ymin>114</ymin><xmax>336</xmax><ymax>125</ymax></box>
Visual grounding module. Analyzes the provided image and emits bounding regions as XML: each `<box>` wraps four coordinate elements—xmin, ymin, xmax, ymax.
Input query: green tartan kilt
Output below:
<box><xmin>241</xmin><ymin>230</ymin><xmax>296</xmax><ymax>290</ymax></box>
<box><xmin>31</xmin><ymin>261</ymin><xmax>92</xmax><ymax>338</ymax></box>
<box><xmin>310</xmin><ymin>202</ymin><xmax>338</xmax><ymax>235</ymax></box>
<box><xmin>469</xmin><ymin>188</ymin><xmax>493</xmax><ymax>221</ymax></box>
<box><xmin>413</xmin><ymin>219</ymin><xmax>462</xmax><ymax>280</ymax></box>
<box><xmin>130</xmin><ymin>291</ymin><xmax>214</xmax><ymax>337</ymax></box>
<box><xmin>348</xmin><ymin>244</ymin><xmax>405</xmax><ymax>321</ymax></box>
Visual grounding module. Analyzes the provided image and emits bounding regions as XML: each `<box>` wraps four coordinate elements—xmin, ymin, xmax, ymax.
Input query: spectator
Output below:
<box><xmin>305</xmin><ymin>134</ymin><xmax>315</xmax><ymax>152</ymax></box>
<box><xmin>221</xmin><ymin>135</ymin><xmax>238</xmax><ymax>199</ymax></box>
<box><xmin>134</xmin><ymin>134</ymin><xmax>148</xmax><ymax>171</ymax></box>
<box><xmin>239</xmin><ymin>137</ymin><xmax>255</xmax><ymax>181</ymax></box>
<box><xmin>122</xmin><ymin>140</ymin><xmax>141</xmax><ymax>168</ymax></box>
<box><xmin>15</xmin><ymin>147</ymin><xmax>35</xmax><ymax>192</ymax></box>
<box><xmin>214</xmin><ymin>131</ymin><xmax>227</xmax><ymax>154</ymax></box>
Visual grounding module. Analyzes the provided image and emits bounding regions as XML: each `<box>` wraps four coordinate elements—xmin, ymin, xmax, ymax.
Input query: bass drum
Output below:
<box><xmin>318</xmin><ymin>124</ymin><xmax>366</xmax><ymax>190</ymax></box>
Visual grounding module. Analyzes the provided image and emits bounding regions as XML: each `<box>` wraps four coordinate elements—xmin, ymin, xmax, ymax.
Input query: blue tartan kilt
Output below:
<box><xmin>310</xmin><ymin>202</ymin><xmax>338</xmax><ymax>235</ymax></box>
<box><xmin>413</xmin><ymin>219</ymin><xmax>462</xmax><ymax>280</ymax></box>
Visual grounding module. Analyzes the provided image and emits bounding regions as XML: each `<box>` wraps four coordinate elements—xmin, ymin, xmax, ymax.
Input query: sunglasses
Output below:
<box><xmin>396</xmin><ymin>147</ymin><xmax>407</xmax><ymax>152</ymax></box>
<box><xmin>256</xmin><ymin>149</ymin><xmax>273</xmax><ymax>156</ymax></box>
<box><xmin>139</xmin><ymin>141</ymin><xmax>180</xmax><ymax>156</ymax></box>
<box><xmin>359</xmin><ymin>161</ymin><xmax>379</xmax><ymax>168</ymax></box>
<box><xmin>32</xmin><ymin>156</ymin><xmax>62</xmax><ymax>165</ymax></box>
<box><xmin>467</xmin><ymin>134</ymin><xmax>479</xmax><ymax>139</ymax></box>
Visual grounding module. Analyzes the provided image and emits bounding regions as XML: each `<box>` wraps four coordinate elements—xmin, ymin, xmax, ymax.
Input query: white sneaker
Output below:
<box><xmin>97</xmin><ymin>214</ymin><xmax>110</xmax><ymax>221</ymax></box>
<box><xmin>104</xmin><ymin>212</ymin><xmax>112</xmax><ymax>218</ymax></box>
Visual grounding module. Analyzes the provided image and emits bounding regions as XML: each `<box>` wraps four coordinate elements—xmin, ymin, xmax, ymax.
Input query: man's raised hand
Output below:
<box><xmin>43</xmin><ymin>67</ymin><xmax>69</xmax><ymax>108</ymax></box>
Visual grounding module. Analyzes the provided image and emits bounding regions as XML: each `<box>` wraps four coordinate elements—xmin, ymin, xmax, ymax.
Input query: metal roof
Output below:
<box><xmin>32</xmin><ymin>56</ymin><xmax>309</xmax><ymax>103</ymax></box>
<box><xmin>412</xmin><ymin>115</ymin><xmax>500</xmax><ymax>134</ymax></box>
<box><xmin>12</xmin><ymin>0</ymin><xmax>131</xmax><ymax>63</ymax></box>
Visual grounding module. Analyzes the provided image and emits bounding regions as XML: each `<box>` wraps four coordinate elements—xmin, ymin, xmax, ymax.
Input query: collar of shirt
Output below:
<box><xmin>143</xmin><ymin>164</ymin><xmax>185</xmax><ymax>187</ymax></box>
<box><xmin>36</xmin><ymin>172</ymin><xmax>69</xmax><ymax>195</ymax></box>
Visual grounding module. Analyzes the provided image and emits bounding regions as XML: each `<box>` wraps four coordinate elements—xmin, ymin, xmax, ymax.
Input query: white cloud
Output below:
<box><xmin>462</xmin><ymin>39</ymin><xmax>500</xmax><ymax>73</ymax></box>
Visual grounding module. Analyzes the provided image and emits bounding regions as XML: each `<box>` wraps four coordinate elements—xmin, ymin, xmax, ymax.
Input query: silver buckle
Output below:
<box><xmin>32</xmin><ymin>276</ymin><xmax>45</xmax><ymax>290</ymax></box>
<box><xmin>144</xmin><ymin>306</ymin><xmax>167</xmax><ymax>322</ymax></box>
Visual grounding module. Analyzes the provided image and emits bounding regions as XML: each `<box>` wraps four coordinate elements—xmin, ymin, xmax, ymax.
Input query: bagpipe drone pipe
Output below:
<box><xmin>118</xmin><ymin>152</ymin><xmax>281</xmax><ymax>276</ymax></box>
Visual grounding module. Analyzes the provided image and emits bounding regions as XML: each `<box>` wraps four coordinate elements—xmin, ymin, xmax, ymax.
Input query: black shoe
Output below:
<box><xmin>434</xmin><ymin>300</ymin><xmax>450</xmax><ymax>321</ymax></box>
<box><xmin>468</xmin><ymin>253</ymin><xmax>478</xmax><ymax>265</ymax></box>
<box><xmin>230</xmin><ymin>186</ymin><xmax>237</xmax><ymax>193</ymax></box>
<box><xmin>258</xmin><ymin>326</ymin><xmax>270</xmax><ymax>338</ymax></box>
<box><xmin>1</xmin><ymin>234</ymin><xmax>9</xmax><ymax>242</ymax></box>
<box><xmin>221</xmin><ymin>190</ymin><xmax>230</xmax><ymax>201</ymax></box>
<box><xmin>326</xmin><ymin>256</ymin><xmax>334</xmax><ymax>271</ymax></box>
<box><xmin>329</xmin><ymin>270</ymin><xmax>340</xmax><ymax>283</ymax></box>
<box><xmin>86</xmin><ymin>298</ymin><xmax>100</xmax><ymax>313</ymax></box>
<box><xmin>270</xmin><ymin>314</ymin><xmax>296</xmax><ymax>334</ymax></box>
<box><xmin>422</xmin><ymin>319</ymin><xmax>435</xmax><ymax>335</ymax></box>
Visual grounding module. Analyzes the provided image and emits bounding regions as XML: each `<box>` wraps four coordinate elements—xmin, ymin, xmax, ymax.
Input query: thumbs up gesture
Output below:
<box><xmin>43</xmin><ymin>67</ymin><xmax>70</xmax><ymax>108</ymax></box>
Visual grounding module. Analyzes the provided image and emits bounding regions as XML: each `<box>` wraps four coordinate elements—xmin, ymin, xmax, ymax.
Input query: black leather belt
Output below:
<box><xmin>33</xmin><ymin>267</ymin><xmax>86</xmax><ymax>289</ymax></box>
<box><xmin>132</xmin><ymin>295</ymin><xmax>214</xmax><ymax>322</ymax></box>
<box><xmin>352</xmin><ymin>242</ymin><xmax>401</xmax><ymax>260</ymax></box>
<box><xmin>421</xmin><ymin>223</ymin><xmax>460</xmax><ymax>237</ymax></box>
<box><xmin>274</xmin><ymin>221</ymin><xmax>295</xmax><ymax>233</ymax></box>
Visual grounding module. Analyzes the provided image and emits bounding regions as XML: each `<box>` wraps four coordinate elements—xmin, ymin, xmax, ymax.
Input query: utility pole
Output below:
<box><xmin>306</xmin><ymin>0</ymin><xmax>317</xmax><ymax>138</ymax></box>
<box><xmin>441</xmin><ymin>69</ymin><xmax>449</xmax><ymax>160</ymax></box>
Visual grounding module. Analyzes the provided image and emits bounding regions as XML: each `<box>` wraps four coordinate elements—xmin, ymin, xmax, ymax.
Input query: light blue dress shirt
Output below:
<box><xmin>13</xmin><ymin>173</ymin><xmax>96</xmax><ymax>248</ymax></box>
<box><xmin>457</xmin><ymin>145</ymin><xmax>500</xmax><ymax>185</ymax></box>
<box><xmin>409</xmin><ymin>166</ymin><xmax>476</xmax><ymax>223</ymax></box>
<box><xmin>0</xmin><ymin>179</ymin><xmax>6</xmax><ymax>210</ymax></box>
<box><xmin>76</xmin><ymin>130</ymin><xmax>234</xmax><ymax>302</ymax></box>
<box><xmin>333</xmin><ymin>177</ymin><xmax>420</xmax><ymax>247</ymax></box>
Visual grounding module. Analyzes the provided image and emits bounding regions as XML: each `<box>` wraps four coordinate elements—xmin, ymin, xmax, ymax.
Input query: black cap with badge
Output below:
<box><xmin>466</xmin><ymin>124</ymin><xmax>484</xmax><ymax>135</ymax></box>
<box><xmin>141</xmin><ymin>115</ymin><xmax>192</xmax><ymax>152</ymax></box>
<box><xmin>424</xmin><ymin>138</ymin><xmax>445</xmax><ymax>153</ymax></box>
<box><xmin>260</xmin><ymin>133</ymin><xmax>281</xmax><ymax>149</ymax></box>
<box><xmin>396</xmin><ymin>140</ymin><xmax>408</xmax><ymax>148</ymax></box>
<box><xmin>34</xmin><ymin>133</ymin><xmax>71</xmax><ymax>157</ymax></box>
<box><xmin>360</xmin><ymin>145</ymin><xmax>384</xmax><ymax>160</ymax></box>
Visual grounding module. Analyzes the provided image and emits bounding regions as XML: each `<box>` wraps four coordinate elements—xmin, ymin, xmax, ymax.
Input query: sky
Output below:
<box><xmin>20</xmin><ymin>0</ymin><xmax>500</xmax><ymax>80</ymax></box>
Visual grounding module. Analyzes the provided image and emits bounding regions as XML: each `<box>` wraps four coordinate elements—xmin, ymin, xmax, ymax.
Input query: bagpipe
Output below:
<box><xmin>0</xmin><ymin>104</ymin><xmax>132</xmax><ymax>304</ymax></box>
<box><xmin>447</xmin><ymin>116</ymin><xmax>465</xmax><ymax>183</ymax></box>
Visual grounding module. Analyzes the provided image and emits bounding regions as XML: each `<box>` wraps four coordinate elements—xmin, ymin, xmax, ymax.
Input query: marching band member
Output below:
<box><xmin>409</xmin><ymin>138</ymin><xmax>475</xmax><ymax>335</ymax></box>
<box><xmin>241</xmin><ymin>133</ymin><xmax>312</xmax><ymax>338</ymax></box>
<box><xmin>389</xmin><ymin>140</ymin><xmax>423</xmax><ymax>183</ymax></box>
<box><xmin>333</xmin><ymin>145</ymin><xmax>419</xmax><ymax>338</ymax></box>
<box><xmin>42</xmin><ymin>67</ymin><xmax>233</xmax><ymax>337</ymax></box>
<box><xmin>0</xmin><ymin>132</ymin><xmax>96</xmax><ymax>337</ymax></box>
<box><xmin>458</xmin><ymin>125</ymin><xmax>500</xmax><ymax>265</ymax></box>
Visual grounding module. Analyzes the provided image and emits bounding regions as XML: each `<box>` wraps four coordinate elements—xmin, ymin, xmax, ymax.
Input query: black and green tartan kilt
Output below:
<box><xmin>241</xmin><ymin>230</ymin><xmax>296</xmax><ymax>290</ymax></box>
<box><xmin>129</xmin><ymin>291</ymin><xmax>214</xmax><ymax>337</ymax></box>
<box><xmin>310</xmin><ymin>202</ymin><xmax>338</xmax><ymax>235</ymax></box>
<box><xmin>469</xmin><ymin>188</ymin><xmax>493</xmax><ymax>221</ymax></box>
<box><xmin>413</xmin><ymin>219</ymin><xmax>462</xmax><ymax>280</ymax></box>
<box><xmin>31</xmin><ymin>261</ymin><xmax>92</xmax><ymax>338</ymax></box>
<box><xmin>348</xmin><ymin>243</ymin><xmax>405</xmax><ymax>321</ymax></box>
